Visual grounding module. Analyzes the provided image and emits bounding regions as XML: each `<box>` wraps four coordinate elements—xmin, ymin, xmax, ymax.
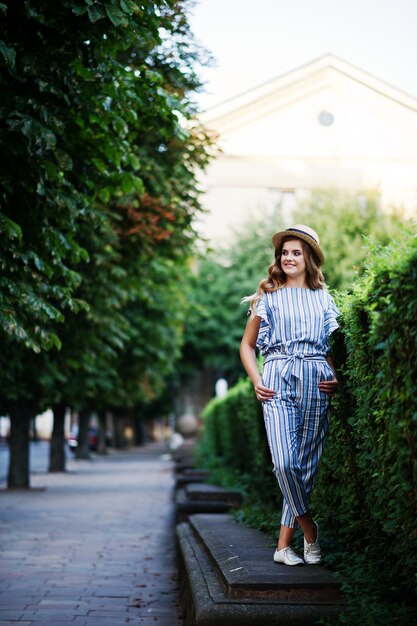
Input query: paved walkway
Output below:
<box><xmin>0</xmin><ymin>442</ymin><xmax>182</xmax><ymax>625</ymax></box>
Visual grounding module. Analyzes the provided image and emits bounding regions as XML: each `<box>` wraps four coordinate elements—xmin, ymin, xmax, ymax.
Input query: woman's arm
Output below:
<box><xmin>318</xmin><ymin>353</ymin><xmax>339</xmax><ymax>397</ymax></box>
<box><xmin>326</xmin><ymin>353</ymin><xmax>337</xmax><ymax>375</ymax></box>
<box><xmin>240</xmin><ymin>316</ymin><xmax>276</xmax><ymax>401</ymax></box>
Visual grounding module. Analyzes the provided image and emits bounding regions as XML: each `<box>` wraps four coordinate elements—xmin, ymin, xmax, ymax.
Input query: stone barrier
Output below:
<box><xmin>175</xmin><ymin>483</ymin><xmax>243</xmax><ymax>523</ymax></box>
<box><xmin>176</xmin><ymin>513</ymin><xmax>345</xmax><ymax>626</ymax></box>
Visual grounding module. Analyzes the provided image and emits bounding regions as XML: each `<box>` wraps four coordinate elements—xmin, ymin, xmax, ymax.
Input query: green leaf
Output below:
<box><xmin>0</xmin><ymin>215</ymin><xmax>22</xmax><ymax>240</ymax></box>
<box><xmin>98</xmin><ymin>187</ymin><xmax>111</xmax><ymax>203</ymax></box>
<box><xmin>145</xmin><ymin>69</ymin><xmax>163</xmax><ymax>84</ymax></box>
<box><xmin>120</xmin><ymin>0</ymin><xmax>138</xmax><ymax>13</ymax></box>
<box><xmin>55</xmin><ymin>149</ymin><xmax>73</xmax><ymax>171</ymax></box>
<box><xmin>127</xmin><ymin>153</ymin><xmax>141</xmax><ymax>171</ymax></box>
<box><xmin>105</xmin><ymin>5</ymin><xmax>128</xmax><ymax>26</ymax></box>
<box><xmin>67</xmin><ymin>298</ymin><xmax>90</xmax><ymax>314</ymax></box>
<box><xmin>0</xmin><ymin>39</ymin><xmax>16</xmax><ymax>69</ymax></box>
<box><xmin>72</xmin><ymin>5</ymin><xmax>88</xmax><ymax>16</ymax></box>
<box><xmin>87</xmin><ymin>5</ymin><xmax>104</xmax><ymax>22</ymax></box>
<box><xmin>91</xmin><ymin>157</ymin><xmax>109</xmax><ymax>173</ymax></box>
<box><xmin>48</xmin><ymin>333</ymin><xmax>62</xmax><ymax>351</ymax></box>
<box><xmin>117</xmin><ymin>172</ymin><xmax>144</xmax><ymax>194</ymax></box>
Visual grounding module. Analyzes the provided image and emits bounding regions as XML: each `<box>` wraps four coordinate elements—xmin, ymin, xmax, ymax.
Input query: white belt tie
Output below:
<box><xmin>263</xmin><ymin>352</ymin><xmax>325</xmax><ymax>382</ymax></box>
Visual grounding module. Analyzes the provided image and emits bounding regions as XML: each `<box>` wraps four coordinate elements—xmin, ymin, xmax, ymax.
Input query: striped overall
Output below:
<box><xmin>255</xmin><ymin>288</ymin><xmax>340</xmax><ymax>528</ymax></box>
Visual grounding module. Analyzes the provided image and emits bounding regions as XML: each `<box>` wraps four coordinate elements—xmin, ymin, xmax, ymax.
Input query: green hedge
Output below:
<box><xmin>195</xmin><ymin>230</ymin><xmax>417</xmax><ymax>624</ymax></box>
<box><xmin>195</xmin><ymin>376</ymin><xmax>283</xmax><ymax>533</ymax></box>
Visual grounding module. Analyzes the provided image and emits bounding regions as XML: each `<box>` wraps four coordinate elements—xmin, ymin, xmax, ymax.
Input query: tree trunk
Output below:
<box><xmin>8</xmin><ymin>401</ymin><xmax>33</xmax><ymax>489</ymax></box>
<box><xmin>96</xmin><ymin>410</ymin><xmax>108</xmax><ymax>455</ymax></box>
<box><xmin>49</xmin><ymin>404</ymin><xmax>66</xmax><ymax>472</ymax></box>
<box><xmin>76</xmin><ymin>409</ymin><xmax>91</xmax><ymax>460</ymax></box>
<box><xmin>113</xmin><ymin>411</ymin><xmax>125</xmax><ymax>449</ymax></box>
<box><xmin>31</xmin><ymin>417</ymin><xmax>39</xmax><ymax>441</ymax></box>
<box><xmin>135</xmin><ymin>414</ymin><xmax>146</xmax><ymax>446</ymax></box>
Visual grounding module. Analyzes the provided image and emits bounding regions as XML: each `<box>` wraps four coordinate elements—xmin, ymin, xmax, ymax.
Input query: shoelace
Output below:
<box><xmin>305</xmin><ymin>540</ymin><xmax>319</xmax><ymax>553</ymax></box>
<box><xmin>280</xmin><ymin>546</ymin><xmax>298</xmax><ymax>558</ymax></box>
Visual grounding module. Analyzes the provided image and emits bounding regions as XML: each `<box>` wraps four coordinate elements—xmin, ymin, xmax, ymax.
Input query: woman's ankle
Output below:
<box><xmin>304</xmin><ymin>521</ymin><xmax>317</xmax><ymax>544</ymax></box>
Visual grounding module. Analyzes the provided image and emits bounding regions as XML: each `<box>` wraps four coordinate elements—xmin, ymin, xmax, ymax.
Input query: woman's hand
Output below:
<box><xmin>254</xmin><ymin>382</ymin><xmax>276</xmax><ymax>402</ymax></box>
<box><xmin>318</xmin><ymin>377</ymin><xmax>338</xmax><ymax>397</ymax></box>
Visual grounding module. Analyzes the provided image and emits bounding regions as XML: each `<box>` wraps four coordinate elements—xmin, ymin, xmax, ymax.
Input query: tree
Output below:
<box><xmin>293</xmin><ymin>190</ymin><xmax>407</xmax><ymax>289</ymax></box>
<box><xmin>180</xmin><ymin>193</ymin><xmax>412</xmax><ymax>393</ymax></box>
<box><xmin>180</xmin><ymin>218</ymin><xmax>274</xmax><ymax>391</ymax></box>
<box><xmin>0</xmin><ymin>0</ymin><xmax>212</xmax><ymax>485</ymax></box>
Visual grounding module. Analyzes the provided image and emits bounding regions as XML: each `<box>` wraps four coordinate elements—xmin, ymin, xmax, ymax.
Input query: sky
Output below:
<box><xmin>188</xmin><ymin>0</ymin><xmax>417</xmax><ymax>112</ymax></box>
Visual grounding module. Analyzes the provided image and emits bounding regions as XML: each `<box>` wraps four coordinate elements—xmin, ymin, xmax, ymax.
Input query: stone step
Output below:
<box><xmin>174</xmin><ymin>459</ymin><xmax>196</xmax><ymax>473</ymax></box>
<box><xmin>172</xmin><ymin>443</ymin><xmax>196</xmax><ymax>472</ymax></box>
<box><xmin>175</xmin><ymin>484</ymin><xmax>243</xmax><ymax>523</ymax></box>
<box><xmin>185</xmin><ymin>482</ymin><xmax>244</xmax><ymax>504</ymax></box>
<box><xmin>176</xmin><ymin>513</ymin><xmax>345</xmax><ymax>625</ymax></box>
<box><xmin>175</xmin><ymin>469</ymin><xmax>210</xmax><ymax>489</ymax></box>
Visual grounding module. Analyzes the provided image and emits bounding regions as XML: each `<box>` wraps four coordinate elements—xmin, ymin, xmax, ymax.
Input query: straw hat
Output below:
<box><xmin>272</xmin><ymin>224</ymin><xmax>324</xmax><ymax>264</ymax></box>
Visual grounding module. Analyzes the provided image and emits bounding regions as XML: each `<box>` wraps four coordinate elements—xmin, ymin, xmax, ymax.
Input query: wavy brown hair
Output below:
<box><xmin>244</xmin><ymin>236</ymin><xmax>326</xmax><ymax>318</ymax></box>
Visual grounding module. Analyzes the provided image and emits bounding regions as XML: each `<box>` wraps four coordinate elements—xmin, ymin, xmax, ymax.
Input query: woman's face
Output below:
<box><xmin>280</xmin><ymin>239</ymin><xmax>307</xmax><ymax>279</ymax></box>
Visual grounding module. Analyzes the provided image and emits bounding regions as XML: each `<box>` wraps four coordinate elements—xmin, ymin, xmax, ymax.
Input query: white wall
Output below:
<box><xmin>197</xmin><ymin>60</ymin><xmax>417</xmax><ymax>242</ymax></box>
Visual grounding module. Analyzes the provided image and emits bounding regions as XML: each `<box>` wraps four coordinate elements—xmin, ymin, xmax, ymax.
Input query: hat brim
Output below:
<box><xmin>272</xmin><ymin>230</ymin><xmax>324</xmax><ymax>265</ymax></box>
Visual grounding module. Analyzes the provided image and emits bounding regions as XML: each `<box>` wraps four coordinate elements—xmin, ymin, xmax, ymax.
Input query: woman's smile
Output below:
<box><xmin>281</xmin><ymin>239</ymin><xmax>307</xmax><ymax>280</ymax></box>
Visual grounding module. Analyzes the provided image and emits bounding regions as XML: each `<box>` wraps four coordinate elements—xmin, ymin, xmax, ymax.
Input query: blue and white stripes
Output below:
<box><xmin>256</xmin><ymin>288</ymin><xmax>339</xmax><ymax>529</ymax></box>
<box><xmin>255</xmin><ymin>288</ymin><xmax>339</xmax><ymax>358</ymax></box>
<box><xmin>262</xmin><ymin>354</ymin><xmax>333</xmax><ymax>527</ymax></box>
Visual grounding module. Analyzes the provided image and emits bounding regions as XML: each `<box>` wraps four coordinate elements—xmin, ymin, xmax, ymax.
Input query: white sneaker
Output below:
<box><xmin>273</xmin><ymin>546</ymin><xmax>304</xmax><ymax>566</ymax></box>
<box><xmin>304</xmin><ymin>522</ymin><xmax>321</xmax><ymax>565</ymax></box>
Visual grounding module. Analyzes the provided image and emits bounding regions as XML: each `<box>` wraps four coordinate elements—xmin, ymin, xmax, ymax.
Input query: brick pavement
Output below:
<box><xmin>0</xmin><ymin>442</ymin><xmax>183</xmax><ymax>625</ymax></box>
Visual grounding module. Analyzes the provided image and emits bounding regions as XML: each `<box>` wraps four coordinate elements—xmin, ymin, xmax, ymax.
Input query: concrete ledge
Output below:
<box><xmin>175</xmin><ymin>460</ymin><xmax>196</xmax><ymax>473</ymax></box>
<box><xmin>176</xmin><ymin>514</ymin><xmax>345</xmax><ymax>625</ymax></box>
<box><xmin>175</xmin><ymin>469</ymin><xmax>210</xmax><ymax>489</ymax></box>
<box><xmin>186</xmin><ymin>483</ymin><xmax>243</xmax><ymax>505</ymax></box>
<box><xmin>175</xmin><ymin>484</ymin><xmax>243</xmax><ymax>523</ymax></box>
<box><xmin>172</xmin><ymin>442</ymin><xmax>196</xmax><ymax>472</ymax></box>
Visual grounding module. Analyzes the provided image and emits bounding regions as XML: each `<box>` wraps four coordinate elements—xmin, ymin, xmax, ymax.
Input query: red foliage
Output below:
<box><xmin>118</xmin><ymin>193</ymin><xmax>177</xmax><ymax>242</ymax></box>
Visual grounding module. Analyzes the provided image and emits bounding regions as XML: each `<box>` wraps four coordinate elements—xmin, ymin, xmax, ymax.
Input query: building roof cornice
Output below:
<box><xmin>200</xmin><ymin>54</ymin><xmax>417</xmax><ymax>130</ymax></box>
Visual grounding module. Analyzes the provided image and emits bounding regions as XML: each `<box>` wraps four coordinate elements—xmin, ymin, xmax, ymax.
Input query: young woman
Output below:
<box><xmin>240</xmin><ymin>224</ymin><xmax>339</xmax><ymax>566</ymax></box>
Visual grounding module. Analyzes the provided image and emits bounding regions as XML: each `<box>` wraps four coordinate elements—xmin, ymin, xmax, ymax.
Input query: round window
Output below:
<box><xmin>318</xmin><ymin>111</ymin><xmax>335</xmax><ymax>126</ymax></box>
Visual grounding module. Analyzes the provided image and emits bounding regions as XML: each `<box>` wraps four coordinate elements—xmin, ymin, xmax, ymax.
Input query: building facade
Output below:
<box><xmin>196</xmin><ymin>55</ymin><xmax>417</xmax><ymax>241</ymax></box>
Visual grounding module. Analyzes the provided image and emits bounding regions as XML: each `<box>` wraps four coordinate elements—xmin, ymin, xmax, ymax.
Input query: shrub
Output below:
<box><xmin>311</xmin><ymin>231</ymin><xmax>417</xmax><ymax>623</ymax></box>
<box><xmin>195</xmin><ymin>377</ymin><xmax>282</xmax><ymax>535</ymax></box>
<box><xmin>195</xmin><ymin>227</ymin><xmax>417</xmax><ymax>623</ymax></box>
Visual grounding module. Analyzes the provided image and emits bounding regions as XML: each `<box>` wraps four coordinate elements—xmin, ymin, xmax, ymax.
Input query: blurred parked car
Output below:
<box><xmin>67</xmin><ymin>425</ymin><xmax>99</xmax><ymax>454</ymax></box>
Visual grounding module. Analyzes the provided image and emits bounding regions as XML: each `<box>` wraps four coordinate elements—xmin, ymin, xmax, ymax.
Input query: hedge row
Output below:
<box><xmin>194</xmin><ymin>377</ymin><xmax>282</xmax><ymax>531</ymax></box>
<box><xmin>195</xmin><ymin>230</ymin><xmax>417</xmax><ymax>624</ymax></box>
